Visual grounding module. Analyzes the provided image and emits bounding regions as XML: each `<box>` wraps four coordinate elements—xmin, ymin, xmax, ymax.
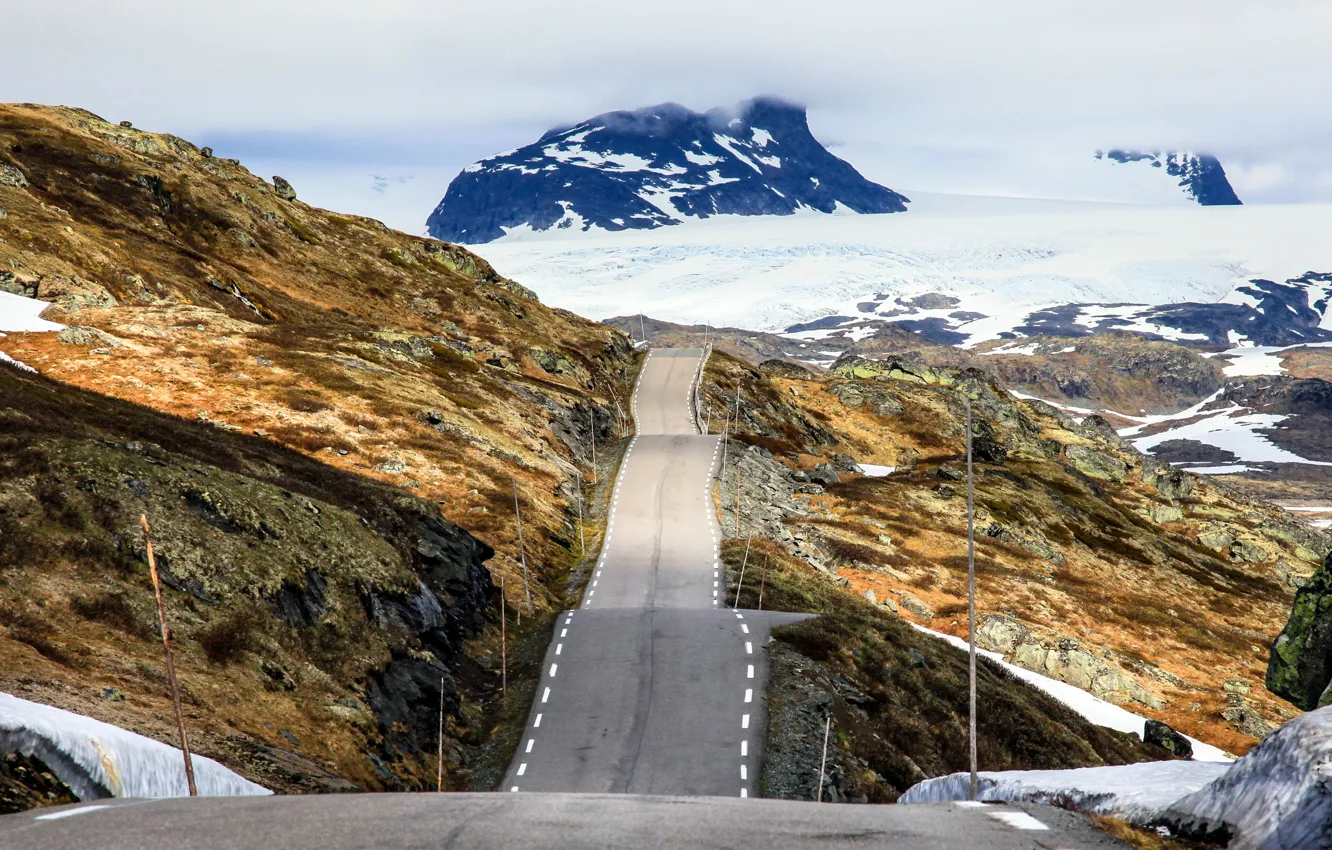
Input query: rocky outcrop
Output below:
<box><xmin>1065</xmin><ymin>444</ymin><xmax>1129</xmax><ymax>482</ymax></box>
<box><xmin>1267</xmin><ymin>552</ymin><xmax>1332</xmax><ymax>710</ymax></box>
<box><xmin>1012</xmin><ymin>639</ymin><xmax>1165</xmax><ymax>709</ymax></box>
<box><xmin>1144</xmin><ymin>720</ymin><xmax>1193</xmax><ymax>759</ymax></box>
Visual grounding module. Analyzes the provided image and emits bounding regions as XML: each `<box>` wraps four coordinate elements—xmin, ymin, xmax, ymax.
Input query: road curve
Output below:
<box><xmin>504</xmin><ymin>347</ymin><xmax>804</xmax><ymax>797</ymax></box>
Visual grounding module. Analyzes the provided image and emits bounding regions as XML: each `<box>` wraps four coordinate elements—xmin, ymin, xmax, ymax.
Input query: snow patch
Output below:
<box><xmin>0</xmin><ymin>692</ymin><xmax>270</xmax><ymax>800</ymax></box>
<box><xmin>855</xmin><ymin>464</ymin><xmax>895</xmax><ymax>477</ymax></box>
<box><xmin>900</xmin><ymin>761</ymin><xmax>1230</xmax><ymax>825</ymax></box>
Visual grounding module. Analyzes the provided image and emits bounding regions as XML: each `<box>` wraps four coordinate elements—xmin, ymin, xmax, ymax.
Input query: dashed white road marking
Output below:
<box><xmin>740</xmin><ymin>788</ymin><xmax>747</xmax><ymax>798</ymax></box>
<box><xmin>561</xmin><ymin>628</ymin><xmax>568</xmax><ymax>638</ymax></box>
<box><xmin>550</xmin><ymin>664</ymin><xmax>558</xmax><ymax>677</ymax></box>
<box><xmin>741</xmin><ymin>624</ymin><xmax>749</xmax><ymax>634</ymax></box>
<box><xmin>542</xmin><ymin>688</ymin><xmax>551</xmax><ymax>703</ymax></box>
<box><xmin>987</xmin><ymin>811</ymin><xmax>1049</xmax><ymax>831</ymax></box>
<box><xmin>741</xmin><ymin>714</ymin><xmax>750</xmax><ymax>729</ymax></box>
<box><xmin>526</xmin><ymin>739</ymin><xmax>535</xmax><ymax>753</ymax></box>
<box><xmin>517</xmin><ymin>763</ymin><xmax>528</xmax><ymax>776</ymax></box>
<box><xmin>745</xmin><ymin>642</ymin><xmax>753</xmax><ymax>654</ymax></box>
<box><xmin>555</xmin><ymin>644</ymin><xmax>563</xmax><ymax>655</ymax></box>
<box><xmin>747</xmin><ymin>664</ymin><xmax>754</xmax><ymax>678</ymax></box>
<box><xmin>511</xmin><ymin>786</ymin><xmax>519</xmax><ymax>792</ymax></box>
<box><xmin>534</xmin><ymin>713</ymin><xmax>542</xmax><ymax>727</ymax></box>
<box><xmin>741</xmin><ymin>740</ymin><xmax>748</xmax><ymax>756</ymax></box>
<box><xmin>744</xmin><ymin>689</ymin><xmax>753</xmax><ymax>703</ymax></box>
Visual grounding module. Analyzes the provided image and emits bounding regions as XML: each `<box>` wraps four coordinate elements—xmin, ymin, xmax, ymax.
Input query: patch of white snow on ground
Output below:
<box><xmin>910</xmin><ymin>624</ymin><xmax>1231</xmax><ymax>762</ymax></box>
<box><xmin>855</xmin><ymin>464</ymin><xmax>895</xmax><ymax>477</ymax></box>
<box><xmin>0</xmin><ymin>692</ymin><xmax>270</xmax><ymax>800</ymax></box>
<box><xmin>0</xmin><ymin>350</ymin><xmax>36</xmax><ymax>373</ymax></box>
<box><xmin>1214</xmin><ymin>341</ymin><xmax>1332</xmax><ymax>377</ymax></box>
<box><xmin>1132</xmin><ymin>411</ymin><xmax>1332</xmax><ymax>467</ymax></box>
<box><xmin>1160</xmin><ymin>706</ymin><xmax>1332</xmax><ymax>850</ymax></box>
<box><xmin>899</xmin><ymin>761</ymin><xmax>1230</xmax><ymax>825</ymax></box>
<box><xmin>1177</xmin><ymin>464</ymin><xmax>1255</xmax><ymax>475</ymax></box>
<box><xmin>0</xmin><ymin>290</ymin><xmax>63</xmax><ymax>333</ymax></box>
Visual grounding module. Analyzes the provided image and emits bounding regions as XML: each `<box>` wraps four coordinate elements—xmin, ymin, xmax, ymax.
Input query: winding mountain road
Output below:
<box><xmin>505</xmin><ymin>348</ymin><xmax>804</xmax><ymax>797</ymax></box>
<box><xmin>0</xmin><ymin>347</ymin><xmax>1131</xmax><ymax>848</ymax></box>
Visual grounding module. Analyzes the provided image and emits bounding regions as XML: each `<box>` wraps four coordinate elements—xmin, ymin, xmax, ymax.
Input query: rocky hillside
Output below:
<box><xmin>426</xmin><ymin>97</ymin><xmax>909</xmax><ymax>243</ymax></box>
<box><xmin>698</xmin><ymin>349</ymin><xmax>1329</xmax><ymax>758</ymax></box>
<box><xmin>0</xmin><ymin>104</ymin><xmax>639</xmax><ymax>793</ymax></box>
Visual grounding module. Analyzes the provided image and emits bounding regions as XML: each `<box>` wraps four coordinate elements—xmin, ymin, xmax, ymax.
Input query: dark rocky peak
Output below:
<box><xmin>427</xmin><ymin>96</ymin><xmax>909</xmax><ymax>244</ymax></box>
<box><xmin>1095</xmin><ymin>149</ymin><xmax>1242</xmax><ymax>205</ymax></box>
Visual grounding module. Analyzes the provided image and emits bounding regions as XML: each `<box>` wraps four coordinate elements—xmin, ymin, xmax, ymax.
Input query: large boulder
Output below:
<box><xmin>1145</xmin><ymin>719</ymin><xmax>1194</xmax><ymax>759</ymax></box>
<box><xmin>1267</xmin><ymin>553</ymin><xmax>1332</xmax><ymax>710</ymax></box>
<box><xmin>1012</xmin><ymin>639</ymin><xmax>1165</xmax><ymax>709</ymax></box>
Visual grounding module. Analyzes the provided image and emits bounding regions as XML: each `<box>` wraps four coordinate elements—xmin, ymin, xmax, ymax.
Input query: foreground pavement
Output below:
<box><xmin>0</xmin><ymin>793</ymin><xmax>1130</xmax><ymax>849</ymax></box>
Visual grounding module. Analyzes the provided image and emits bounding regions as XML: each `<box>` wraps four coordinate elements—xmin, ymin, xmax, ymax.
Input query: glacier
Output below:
<box><xmin>1</xmin><ymin>691</ymin><xmax>270</xmax><ymax>800</ymax></box>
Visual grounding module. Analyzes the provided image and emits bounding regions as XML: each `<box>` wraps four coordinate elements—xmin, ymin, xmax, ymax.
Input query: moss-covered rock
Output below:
<box><xmin>1064</xmin><ymin>444</ymin><xmax>1128</xmax><ymax>482</ymax></box>
<box><xmin>1267</xmin><ymin>553</ymin><xmax>1332</xmax><ymax>710</ymax></box>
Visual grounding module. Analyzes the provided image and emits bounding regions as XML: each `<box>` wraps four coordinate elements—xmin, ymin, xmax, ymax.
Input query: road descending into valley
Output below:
<box><xmin>505</xmin><ymin>348</ymin><xmax>805</xmax><ymax>796</ymax></box>
<box><xmin>0</xmin><ymin>347</ymin><xmax>1133</xmax><ymax>848</ymax></box>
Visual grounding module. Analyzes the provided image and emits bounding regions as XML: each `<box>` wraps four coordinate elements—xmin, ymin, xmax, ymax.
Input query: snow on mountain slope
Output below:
<box><xmin>427</xmin><ymin>97</ymin><xmax>908</xmax><ymax>244</ymax></box>
<box><xmin>474</xmin><ymin>201</ymin><xmax>1332</xmax><ymax>343</ymax></box>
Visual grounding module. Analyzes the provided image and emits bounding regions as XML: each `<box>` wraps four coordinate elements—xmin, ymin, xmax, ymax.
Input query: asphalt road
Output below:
<box><xmin>0</xmin><ymin>794</ymin><xmax>1132</xmax><ymax>849</ymax></box>
<box><xmin>0</xmin><ymin>346</ymin><xmax>1131</xmax><ymax>847</ymax></box>
<box><xmin>504</xmin><ymin>347</ymin><xmax>804</xmax><ymax>796</ymax></box>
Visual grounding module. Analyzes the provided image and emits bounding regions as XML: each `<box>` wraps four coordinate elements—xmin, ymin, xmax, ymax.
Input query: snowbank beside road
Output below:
<box><xmin>1158</xmin><ymin>705</ymin><xmax>1332</xmax><ymax>850</ymax></box>
<box><xmin>899</xmin><ymin>761</ymin><xmax>1229</xmax><ymax>824</ymax></box>
<box><xmin>0</xmin><ymin>692</ymin><xmax>269</xmax><ymax>800</ymax></box>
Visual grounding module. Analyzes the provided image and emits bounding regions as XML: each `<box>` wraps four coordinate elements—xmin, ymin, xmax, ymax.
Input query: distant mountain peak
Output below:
<box><xmin>1095</xmin><ymin>149</ymin><xmax>1242</xmax><ymax>206</ymax></box>
<box><xmin>427</xmin><ymin>97</ymin><xmax>909</xmax><ymax>244</ymax></box>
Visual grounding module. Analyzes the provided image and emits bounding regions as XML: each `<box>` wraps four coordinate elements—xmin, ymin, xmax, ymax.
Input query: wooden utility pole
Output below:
<box><xmin>511</xmin><ymin>478</ymin><xmax>531</xmax><ymax>608</ymax></box>
<box><xmin>589</xmin><ymin>408</ymin><xmax>597</xmax><ymax>484</ymax></box>
<box><xmin>436</xmin><ymin>677</ymin><xmax>446</xmax><ymax>792</ymax></box>
<box><xmin>640</xmin><ymin>313</ymin><xmax>647</xmax><ymax>344</ymax></box>
<box><xmin>966</xmin><ymin>397</ymin><xmax>978</xmax><ymax>802</ymax></box>
<box><xmin>140</xmin><ymin>515</ymin><xmax>197</xmax><ymax>797</ymax></box>
<box><xmin>575</xmin><ymin>469</ymin><xmax>586</xmax><ymax>554</ymax></box>
<box><xmin>733</xmin><ymin>533</ymin><xmax>753</xmax><ymax>609</ymax></box>
<box><xmin>500</xmin><ymin>577</ymin><xmax>507</xmax><ymax>696</ymax></box>
<box><xmin>816</xmin><ymin>712</ymin><xmax>831</xmax><ymax>803</ymax></box>
<box><xmin>757</xmin><ymin>555</ymin><xmax>767</xmax><ymax>612</ymax></box>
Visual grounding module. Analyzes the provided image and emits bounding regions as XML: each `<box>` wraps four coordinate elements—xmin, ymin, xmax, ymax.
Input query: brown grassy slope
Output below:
<box><xmin>0</xmin><ymin>103</ymin><xmax>637</xmax><ymax>611</ymax></box>
<box><xmin>701</xmin><ymin>350</ymin><xmax>1328</xmax><ymax>757</ymax></box>
<box><xmin>0</xmin><ymin>104</ymin><xmax>638</xmax><ymax>794</ymax></box>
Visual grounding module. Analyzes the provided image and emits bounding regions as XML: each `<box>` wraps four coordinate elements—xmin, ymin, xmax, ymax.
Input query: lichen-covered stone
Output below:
<box><xmin>1065</xmin><ymin>444</ymin><xmax>1128</xmax><ymax>482</ymax></box>
<box><xmin>1267</xmin><ymin>553</ymin><xmax>1332</xmax><ymax>710</ymax></box>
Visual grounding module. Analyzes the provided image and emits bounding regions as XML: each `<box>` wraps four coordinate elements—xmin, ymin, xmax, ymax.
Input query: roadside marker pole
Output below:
<box><xmin>816</xmin><ymin>712</ymin><xmax>831</xmax><ymax>803</ymax></box>
<box><xmin>575</xmin><ymin>469</ymin><xmax>586</xmax><ymax>555</ymax></box>
<box><xmin>640</xmin><ymin>313</ymin><xmax>647</xmax><ymax>345</ymax></box>
<box><xmin>512</xmin><ymin>478</ymin><xmax>532</xmax><ymax>609</ymax></box>
<box><xmin>140</xmin><ymin>515</ymin><xmax>197</xmax><ymax>797</ymax></box>
<box><xmin>500</xmin><ymin>576</ymin><xmax>507</xmax><ymax>696</ymax></box>
<box><xmin>733</xmin><ymin>532</ymin><xmax>753</xmax><ymax>609</ymax></box>
<box><xmin>966</xmin><ymin>397</ymin><xmax>978</xmax><ymax>802</ymax></box>
<box><xmin>589</xmin><ymin>408</ymin><xmax>597</xmax><ymax>485</ymax></box>
<box><xmin>437</xmin><ymin>677</ymin><xmax>446</xmax><ymax>792</ymax></box>
<box><xmin>757</xmin><ymin>555</ymin><xmax>767</xmax><ymax>611</ymax></box>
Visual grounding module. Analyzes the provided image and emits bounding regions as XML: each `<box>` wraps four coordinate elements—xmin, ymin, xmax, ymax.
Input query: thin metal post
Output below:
<box><xmin>512</xmin><ymin>478</ymin><xmax>531</xmax><ymax>608</ymax></box>
<box><xmin>500</xmin><ymin>576</ymin><xmax>507</xmax><ymax>696</ymax></box>
<box><xmin>140</xmin><ymin>515</ymin><xmax>197</xmax><ymax>797</ymax></box>
<box><xmin>589</xmin><ymin>407</ymin><xmax>596</xmax><ymax>484</ymax></box>
<box><xmin>757</xmin><ymin>555</ymin><xmax>767</xmax><ymax>611</ymax></box>
<box><xmin>575</xmin><ymin>469</ymin><xmax>586</xmax><ymax>554</ymax></box>
<box><xmin>640</xmin><ymin>313</ymin><xmax>647</xmax><ymax>344</ymax></box>
<box><xmin>966</xmin><ymin>397</ymin><xmax>978</xmax><ymax>801</ymax></box>
<box><xmin>816</xmin><ymin>712</ymin><xmax>831</xmax><ymax>802</ymax></box>
<box><xmin>437</xmin><ymin>677</ymin><xmax>446</xmax><ymax>792</ymax></box>
<box><xmin>733</xmin><ymin>532</ymin><xmax>753</xmax><ymax>609</ymax></box>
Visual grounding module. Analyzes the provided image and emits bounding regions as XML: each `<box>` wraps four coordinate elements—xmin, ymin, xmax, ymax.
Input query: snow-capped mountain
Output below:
<box><xmin>426</xmin><ymin>97</ymin><xmax>909</xmax><ymax>244</ymax></box>
<box><xmin>1095</xmin><ymin>150</ymin><xmax>1242</xmax><ymax>206</ymax></box>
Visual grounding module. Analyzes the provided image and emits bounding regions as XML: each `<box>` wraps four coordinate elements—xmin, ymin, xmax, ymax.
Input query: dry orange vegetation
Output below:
<box><xmin>702</xmin><ymin>351</ymin><xmax>1327</xmax><ymax>757</ymax></box>
<box><xmin>0</xmin><ymin>104</ymin><xmax>637</xmax><ymax>791</ymax></box>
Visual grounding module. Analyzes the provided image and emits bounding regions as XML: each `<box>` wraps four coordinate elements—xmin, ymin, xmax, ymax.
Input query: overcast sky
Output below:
<box><xmin>6</xmin><ymin>1</ymin><xmax>1332</xmax><ymax>231</ymax></box>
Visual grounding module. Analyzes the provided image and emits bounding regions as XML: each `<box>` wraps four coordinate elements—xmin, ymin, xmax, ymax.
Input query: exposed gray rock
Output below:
<box><xmin>1144</xmin><ymin>719</ymin><xmax>1193</xmax><ymax>759</ymax></box>
<box><xmin>0</xmin><ymin>162</ymin><xmax>29</xmax><ymax>189</ymax></box>
<box><xmin>861</xmin><ymin>589</ymin><xmax>877</xmax><ymax>605</ymax></box>
<box><xmin>1230</xmin><ymin>538</ymin><xmax>1270</xmax><ymax>564</ymax></box>
<box><xmin>374</xmin><ymin>459</ymin><xmax>409</xmax><ymax>475</ymax></box>
<box><xmin>1220</xmin><ymin>707</ymin><xmax>1271</xmax><ymax>740</ymax></box>
<box><xmin>975</xmin><ymin>614</ymin><xmax>1029</xmax><ymax>655</ymax></box>
<box><xmin>1011</xmin><ymin>640</ymin><xmax>1164</xmax><ymax>710</ymax></box>
<box><xmin>1151</xmin><ymin>504</ymin><xmax>1184</xmax><ymax>524</ymax></box>
<box><xmin>273</xmin><ymin>175</ymin><xmax>297</xmax><ymax>201</ymax></box>
<box><xmin>57</xmin><ymin>326</ymin><xmax>125</xmax><ymax>348</ymax></box>
<box><xmin>900</xmin><ymin>596</ymin><xmax>935</xmax><ymax>619</ymax></box>
<box><xmin>1065</xmin><ymin>444</ymin><xmax>1128</xmax><ymax>482</ymax></box>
